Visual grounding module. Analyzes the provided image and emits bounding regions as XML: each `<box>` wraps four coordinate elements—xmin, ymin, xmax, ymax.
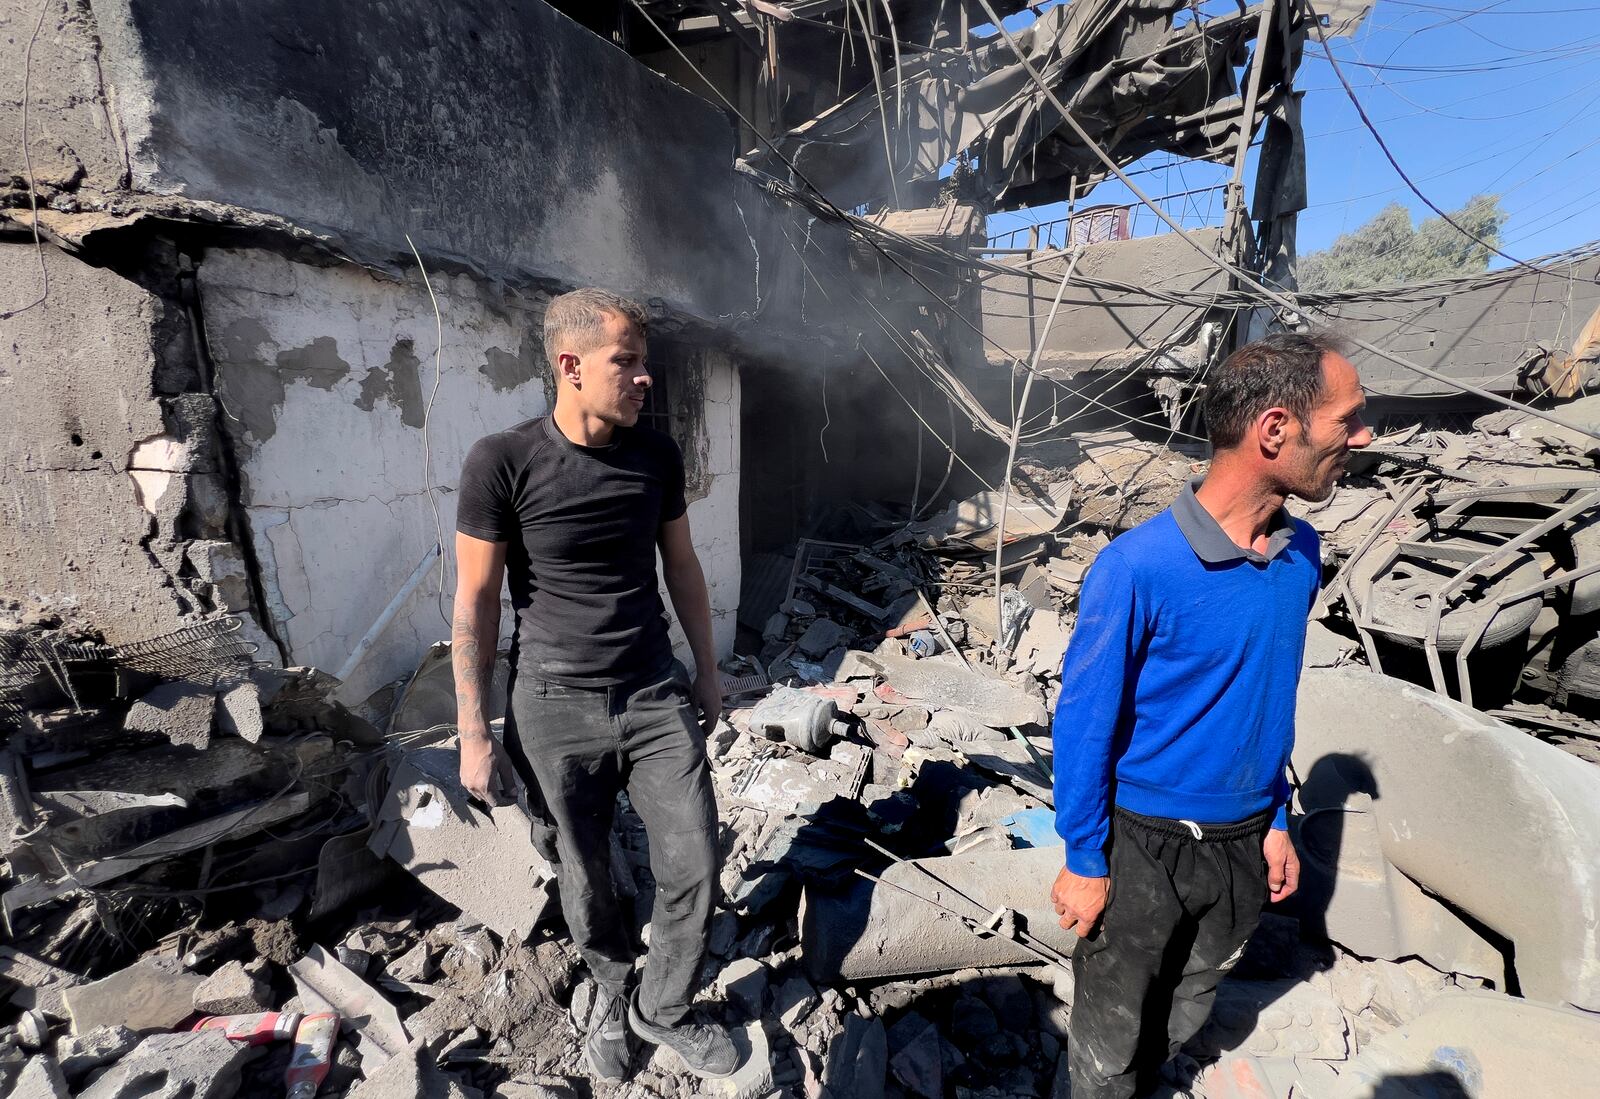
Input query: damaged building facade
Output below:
<box><xmin>5</xmin><ymin>1</ymin><xmax>1600</xmax><ymax>1098</ymax></box>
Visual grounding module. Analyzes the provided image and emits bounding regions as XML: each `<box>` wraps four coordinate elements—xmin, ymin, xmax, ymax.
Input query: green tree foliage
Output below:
<box><xmin>1297</xmin><ymin>195</ymin><xmax>1508</xmax><ymax>293</ymax></box>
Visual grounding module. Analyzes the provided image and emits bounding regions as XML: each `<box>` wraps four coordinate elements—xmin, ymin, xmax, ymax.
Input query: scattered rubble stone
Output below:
<box><xmin>53</xmin><ymin>1025</ymin><xmax>137</xmax><ymax>1083</ymax></box>
<box><xmin>78</xmin><ymin>1031</ymin><xmax>247</xmax><ymax>1099</ymax></box>
<box><xmin>62</xmin><ymin>957</ymin><xmax>203</xmax><ymax>1034</ymax></box>
<box><xmin>9</xmin><ymin>1055</ymin><xmax>69</xmax><ymax>1099</ymax></box>
<box><xmin>717</xmin><ymin>957</ymin><xmax>770</xmax><ymax>1018</ymax></box>
<box><xmin>123</xmin><ymin>681</ymin><xmax>218</xmax><ymax>747</ymax></box>
<box><xmin>193</xmin><ymin>959</ymin><xmax>270</xmax><ymax>1015</ymax></box>
<box><xmin>710</xmin><ymin>1023</ymin><xmax>774</xmax><ymax>1099</ymax></box>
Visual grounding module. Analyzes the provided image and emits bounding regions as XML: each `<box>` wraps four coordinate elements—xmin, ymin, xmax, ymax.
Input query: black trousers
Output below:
<box><xmin>504</xmin><ymin>660</ymin><xmax>719</xmax><ymax>1027</ymax></box>
<box><xmin>1068</xmin><ymin>807</ymin><xmax>1272</xmax><ymax>1099</ymax></box>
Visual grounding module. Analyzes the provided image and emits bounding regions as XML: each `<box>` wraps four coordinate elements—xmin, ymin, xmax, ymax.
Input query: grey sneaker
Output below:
<box><xmin>626</xmin><ymin>991</ymin><xmax>739</xmax><ymax>1079</ymax></box>
<box><xmin>585</xmin><ymin>983</ymin><xmax>633</xmax><ymax>1082</ymax></box>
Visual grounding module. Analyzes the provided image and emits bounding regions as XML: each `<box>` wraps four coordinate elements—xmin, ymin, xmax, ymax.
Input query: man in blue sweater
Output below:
<box><xmin>1051</xmin><ymin>333</ymin><xmax>1370</xmax><ymax>1098</ymax></box>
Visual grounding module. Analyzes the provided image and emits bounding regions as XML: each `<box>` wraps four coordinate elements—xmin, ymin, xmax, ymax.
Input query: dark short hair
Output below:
<box><xmin>543</xmin><ymin>288</ymin><xmax>649</xmax><ymax>367</ymax></box>
<box><xmin>1202</xmin><ymin>332</ymin><xmax>1345</xmax><ymax>449</ymax></box>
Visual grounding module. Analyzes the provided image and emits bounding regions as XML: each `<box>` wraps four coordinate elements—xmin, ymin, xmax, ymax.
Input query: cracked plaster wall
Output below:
<box><xmin>0</xmin><ymin>241</ymin><xmax>241</xmax><ymax>642</ymax></box>
<box><xmin>198</xmin><ymin>249</ymin><xmax>741</xmax><ymax>701</ymax></box>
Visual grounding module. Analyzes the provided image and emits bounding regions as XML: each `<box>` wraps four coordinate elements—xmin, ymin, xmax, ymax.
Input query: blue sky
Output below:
<box><xmin>981</xmin><ymin>1</ymin><xmax>1600</xmax><ymax>266</ymax></box>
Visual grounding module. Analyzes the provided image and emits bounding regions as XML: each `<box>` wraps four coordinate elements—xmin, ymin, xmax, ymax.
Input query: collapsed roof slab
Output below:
<box><xmin>979</xmin><ymin>229</ymin><xmax>1227</xmax><ymax>377</ymax></box>
<box><xmin>1310</xmin><ymin>255</ymin><xmax>1600</xmax><ymax>397</ymax></box>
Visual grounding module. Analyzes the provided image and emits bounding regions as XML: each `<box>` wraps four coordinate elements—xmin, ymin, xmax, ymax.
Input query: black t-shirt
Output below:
<box><xmin>455</xmin><ymin>416</ymin><xmax>687</xmax><ymax>686</ymax></box>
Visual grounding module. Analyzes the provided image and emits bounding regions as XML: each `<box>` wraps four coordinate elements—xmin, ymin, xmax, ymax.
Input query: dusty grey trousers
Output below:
<box><xmin>504</xmin><ymin>660</ymin><xmax>719</xmax><ymax>1026</ymax></box>
<box><xmin>1068</xmin><ymin>807</ymin><xmax>1272</xmax><ymax>1099</ymax></box>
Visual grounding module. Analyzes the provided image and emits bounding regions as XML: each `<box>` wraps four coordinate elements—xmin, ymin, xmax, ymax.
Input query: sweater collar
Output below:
<box><xmin>1172</xmin><ymin>476</ymin><xmax>1295</xmax><ymax>565</ymax></box>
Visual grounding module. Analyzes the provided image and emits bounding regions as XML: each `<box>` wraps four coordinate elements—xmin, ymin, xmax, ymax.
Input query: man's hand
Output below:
<box><xmin>692</xmin><ymin>671</ymin><xmax>723</xmax><ymax>736</ymax></box>
<box><xmin>1264</xmin><ymin>827</ymin><xmax>1300</xmax><ymax>903</ymax></box>
<box><xmin>459</xmin><ymin>731</ymin><xmax>518</xmax><ymax>807</ymax></box>
<box><xmin>1051</xmin><ymin>865</ymin><xmax>1110</xmax><ymax>937</ymax></box>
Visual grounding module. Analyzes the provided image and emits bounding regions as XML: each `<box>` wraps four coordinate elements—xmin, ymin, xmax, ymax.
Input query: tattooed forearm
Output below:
<box><xmin>452</xmin><ymin>603</ymin><xmax>497</xmax><ymax>741</ymax></box>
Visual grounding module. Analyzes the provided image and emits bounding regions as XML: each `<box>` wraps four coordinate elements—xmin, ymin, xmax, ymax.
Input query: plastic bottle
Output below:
<box><xmin>284</xmin><ymin>1012</ymin><xmax>340</xmax><ymax>1099</ymax></box>
<box><xmin>191</xmin><ymin>1011</ymin><xmax>302</xmax><ymax>1045</ymax></box>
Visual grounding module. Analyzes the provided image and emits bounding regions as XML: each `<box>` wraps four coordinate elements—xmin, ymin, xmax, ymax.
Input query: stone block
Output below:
<box><xmin>368</xmin><ymin>747</ymin><xmax>555</xmax><ymax>942</ymax></box>
<box><xmin>193</xmin><ymin>960</ymin><xmax>270</xmax><ymax>1015</ymax></box>
<box><xmin>708</xmin><ymin>1023</ymin><xmax>773</xmax><ymax>1099</ymax></box>
<box><xmin>774</xmin><ymin>974</ymin><xmax>820</xmax><ymax>1032</ymax></box>
<box><xmin>54</xmin><ymin>1025</ymin><xmax>138</xmax><ymax>1083</ymax></box>
<box><xmin>10</xmin><ymin>1056</ymin><xmax>69</xmax><ymax>1099</ymax></box>
<box><xmin>217</xmin><ymin>681</ymin><xmax>265</xmax><ymax>743</ymax></box>
<box><xmin>716</xmin><ymin>958</ymin><xmax>770</xmax><ymax>1018</ymax></box>
<box><xmin>124</xmin><ymin>682</ymin><xmax>216</xmax><ymax>748</ymax></box>
<box><xmin>78</xmin><ymin>1031</ymin><xmax>247</xmax><ymax>1099</ymax></box>
<box><xmin>63</xmin><ymin>957</ymin><xmax>204</xmax><ymax>1034</ymax></box>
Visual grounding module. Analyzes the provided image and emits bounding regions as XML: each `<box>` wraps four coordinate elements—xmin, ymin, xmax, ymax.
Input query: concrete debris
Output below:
<box><xmin>1326</xmin><ymin>991</ymin><xmax>1600</xmax><ymax>1098</ymax></box>
<box><xmin>123</xmin><ymin>681</ymin><xmax>218</xmax><ymax>748</ymax></box>
<box><xmin>62</xmin><ymin>957</ymin><xmax>203</xmax><ymax>1034</ymax></box>
<box><xmin>801</xmin><ymin>845</ymin><xmax>1077</xmax><ymax>982</ymax></box>
<box><xmin>368</xmin><ymin>746</ymin><xmax>556</xmax><ymax>942</ymax></box>
<box><xmin>1293</xmin><ymin>669</ymin><xmax>1600</xmax><ymax>1010</ymax></box>
<box><xmin>2</xmin><ymin>8</ymin><xmax>1598</xmax><ymax>1094</ymax></box>
<box><xmin>77</xmin><ymin>1031</ymin><xmax>249</xmax><ymax>1099</ymax></box>
<box><xmin>717</xmin><ymin>957</ymin><xmax>770</xmax><ymax>1017</ymax></box>
<box><xmin>53</xmin><ymin>1025</ymin><xmax>139</xmax><ymax>1083</ymax></box>
<box><xmin>9</xmin><ymin>1056</ymin><xmax>69</xmax><ymax>1099</ymax></box>
<box><xmin>192</xmin><ymin>959</ymin><xmax>271</xmax><ymax>1015</ymax></box>
<box><xmin>288</xmin><ymin>944</ymin><xmax>411</xmax><ymax>1070</ymax></box>
<box><xmin>709</xmin><ymin>1023</ymin><xmax>775</xmax><ymax>1099</ymax></box>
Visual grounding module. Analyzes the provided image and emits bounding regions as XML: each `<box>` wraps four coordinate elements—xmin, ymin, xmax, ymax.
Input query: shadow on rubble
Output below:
<box><xmin>1366</xmin><ymin>1071</ymin><xmax>1475</xmax><ymax>1098</ymax></box>
<box><xmin>1288</xmin><ymin>752</ymin><xmax>1380</xmax><ymax>949</ymax></box>
<box><xmin>1181</xmin><ymin>754</ymin><xmax>1380</xmax><ymax>1067</ymax></box>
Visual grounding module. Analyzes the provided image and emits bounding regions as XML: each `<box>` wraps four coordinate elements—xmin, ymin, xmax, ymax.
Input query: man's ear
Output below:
<box><xmin>558</xmin><ymin>350</ymin><xmax>582</xmax><ymax>388</ymax></box>
<box><xmin>1257</xmin><ymin>406</ymin><xmax>1292</xmax><ymax>457</ymax></box>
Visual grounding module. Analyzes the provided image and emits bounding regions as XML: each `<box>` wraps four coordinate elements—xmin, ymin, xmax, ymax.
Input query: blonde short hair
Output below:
<box><xmin>543</xmin><ymin>288</ymin><xmax>648</xmax><ymax>367</ymax></box>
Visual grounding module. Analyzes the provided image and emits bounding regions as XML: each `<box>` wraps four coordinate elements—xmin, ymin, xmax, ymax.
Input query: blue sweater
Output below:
<box><xmin>1052</xmin><ymin>494</ymin><xmax>1320</xmax><ymax>876</ymax></box>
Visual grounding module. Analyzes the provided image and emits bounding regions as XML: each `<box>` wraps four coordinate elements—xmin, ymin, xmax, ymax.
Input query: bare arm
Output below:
<box><xmin>454</xmin><ymin>532</ymin><xmax>516</xmax><ymax>803</ymax></box>
<box><xmin>658</xmin><ymin>515</ymin><xmax>721</xmax><ymax>734</ymax></box>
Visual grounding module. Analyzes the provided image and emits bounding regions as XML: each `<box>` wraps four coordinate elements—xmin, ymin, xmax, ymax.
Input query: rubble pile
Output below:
<box><xmin>2</xmin><ymin>408</ymin><xmax>1599</xmax><ymax>1098</ymax></box>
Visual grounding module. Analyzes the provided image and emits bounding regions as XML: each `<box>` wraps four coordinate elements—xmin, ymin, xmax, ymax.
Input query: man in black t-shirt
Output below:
<box><xmin>453</xmin><ymin>288</ymin><xmax>736</xmax><ymax>1082</ymax></box>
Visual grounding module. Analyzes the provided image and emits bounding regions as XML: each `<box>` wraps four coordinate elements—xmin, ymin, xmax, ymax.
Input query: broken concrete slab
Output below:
<box><xmin>1325</xmin><ymin>991</ymin><xmax>1600</xmax><ymax>1098</ymax></box>
<box><xmin>9</xmin><ymin>1056</ymin><xmax>69</xmax><ymax>1099</ymax></box>
<box><xmin>346</xmin><ymin>1039</ymin><xmax>482</xmax><ymax>1099</ymax></box>
<box><xmin>54</xmin><ymin>1025</ymin><xmax>138</xmax><ymax>1083</ymax></box>
<box><xmin>368</xmin><ymin>746</ymin><xmax>555</xmax><ymax>942</ymax></box>
<box><xmin>123</xmin><ymin>681</ymin><xmax>216</xmax><ymax>747</ymax></box>
<box><xmin>62</xmin><ymin>956</ymin><xmax>203</xmax><ymax>1034</ymax></box>
<box><xmin>216</xmin><ymin>680</ymin><xmax>264</xmax><ymax>742</ymax></box>
<box><xmin>887</xmin><ymin>1014</ymin><xmax>942</xmax><ymax>1098</ymax></box>
<box><xmin>193</xmin><ymin>959</ymin><xmax>270</xmax><ymax>1015</ymax></box>
<box><xmin>717</xmin><ymin>958</ymin><xmax>770</xmax><ymax>1018</ymax></box>
<box><xmin>0</xmin><ymin>948</ymin><xmax>80</xmax><ymax>1018</ymax></box>
<box><xmin>288</xmin><ymin>945</ymin><xmax>409</xmax><ymax>1071</ymax></box>
<box><xmin>821</xmin><ymin>1014</ymin><xmax>886</xmax><ymax>1099</ymax></box>
<box><xmin>705</xmin><ymin>1022</ymin><xmax>773</xmax><ymax>1099</ymax></box>
<box><xmin>1189</xmin><ymin>976</ymin><xmax>1348</xmax><ymax>1061</ymax></box>
<box><xmin>78</xmin><ymin>1031</ymin><xmax>248</xmax><ymax>1099</ymax></box>
<box><xmin>801</xmin><ymin>844</ymin><xmax>1076</xmax><ymax>982</ymax></box>
<box><xmin>848</xmin><ymin>651</ymin><xmax>1048</xmax><ymax>727</ymax></box>
<box><xmin>774</xmin><ymin>974</ymin><xmax>820</xmax><ymax>1031</ymax></box>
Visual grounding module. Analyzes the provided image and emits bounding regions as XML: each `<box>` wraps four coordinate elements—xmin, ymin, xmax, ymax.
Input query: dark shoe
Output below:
<box><xmin>585</xmin><ymin>983</ymin><xmax>633</xmax><ymax>1082</ymax></box>
<box><xmin>626</xmin><ymin>992</ymin><xmax>739</xmax><ymax>1079</ymax></box>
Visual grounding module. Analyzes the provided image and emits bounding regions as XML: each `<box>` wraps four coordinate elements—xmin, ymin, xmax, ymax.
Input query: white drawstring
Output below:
<box><xmin>1178</xmin><ymin>819</ymin><xmax>1204</xmax><ymax>840</ymax></box>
